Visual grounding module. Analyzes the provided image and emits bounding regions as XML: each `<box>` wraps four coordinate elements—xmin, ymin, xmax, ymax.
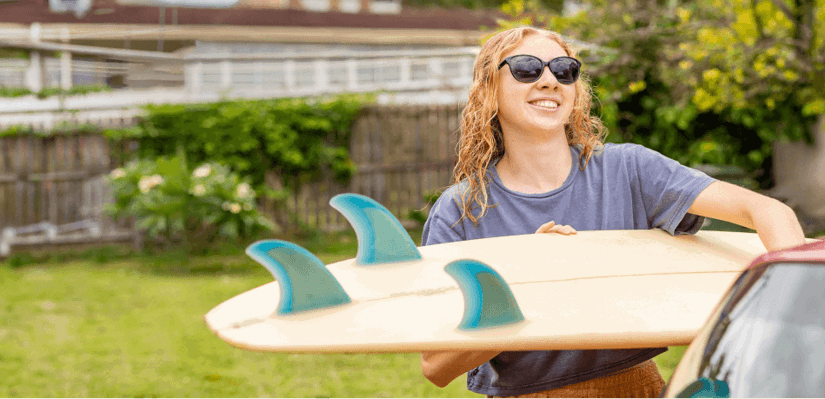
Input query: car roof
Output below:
<box><xmin>748</xmin><ymin>239</ymin><xmax>825</xmax><ymax>269</ymax></box>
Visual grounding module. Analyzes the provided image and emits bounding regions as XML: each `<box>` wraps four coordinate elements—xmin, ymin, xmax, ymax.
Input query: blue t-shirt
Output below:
<box><xmin>422</xmin><ymin>143</ymin><xmax>717</xmax><ymax>397</ymax></box>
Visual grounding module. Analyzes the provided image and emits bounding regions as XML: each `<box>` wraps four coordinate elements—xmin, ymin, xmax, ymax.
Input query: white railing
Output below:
<box><xmin>0</xmin><ymin>46</ymin><xmax>478</xmax><ymax>114</ymax></box>
<box><xmin>184</xmin><ymin>48</ymin><xmax>477</xmax><ymax>96</ymax></box>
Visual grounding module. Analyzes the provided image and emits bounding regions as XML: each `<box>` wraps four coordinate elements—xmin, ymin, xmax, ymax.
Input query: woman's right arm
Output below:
<box><xmin>420</xmin><ymin>190</ymin><xmax>500</xmax><ymax>388</ymax></box>
<box><xmin>420</xmin><ymin>350</ymin><xmax>501</xmax><ymax>388</ymax></box>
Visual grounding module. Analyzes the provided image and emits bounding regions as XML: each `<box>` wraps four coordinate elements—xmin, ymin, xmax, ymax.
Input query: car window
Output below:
<box><xmin>684</xmin><ymin>263</ymin><xmax>825</xmax><ymax>397</ymax></box>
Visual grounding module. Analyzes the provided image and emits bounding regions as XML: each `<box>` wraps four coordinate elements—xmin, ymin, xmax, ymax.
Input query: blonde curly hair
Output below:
<box><xmin>453</xmin><ymin>26</ymin><xmax>607</xmax><ymax>226</ymax></box>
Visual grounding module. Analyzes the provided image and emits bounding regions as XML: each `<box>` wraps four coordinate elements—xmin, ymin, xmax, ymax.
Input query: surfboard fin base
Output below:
<box><xmin>444</xmin><ymin>259</ymin><xmax>525</xmax><ymax>330</ymax></box>
<box><xmin>330</xmin><ymin>193</ymin><xmax>422</xmax><ymax>265</ymax></box>
<box><xmin>246</xmin><ymin>240</ymin><xmax>351</xmax><ymax>315</ymax></box>
<box><xmin>676</xmin><ymin>377</ymin><xmax>730</xmax><ymax>398</ymax></box>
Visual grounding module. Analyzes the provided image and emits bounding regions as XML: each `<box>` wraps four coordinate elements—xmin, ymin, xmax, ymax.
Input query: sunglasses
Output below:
<box><xmin>498</xmin><ymin>55</ymin><xmax>582</xmax><ymax>84</ymax></box>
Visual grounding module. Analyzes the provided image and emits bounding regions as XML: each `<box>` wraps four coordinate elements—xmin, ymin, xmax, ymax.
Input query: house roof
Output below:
<box><xmin>0</xmin><ymin>0</ymin><xmax>504</xmax><ymax>31</ymax></box>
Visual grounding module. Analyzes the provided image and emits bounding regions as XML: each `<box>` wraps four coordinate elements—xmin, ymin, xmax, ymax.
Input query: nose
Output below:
<box><xmin>536</xmin><ymin>65</ymin><xmax>560</xmax><ymax>89</ymax></box>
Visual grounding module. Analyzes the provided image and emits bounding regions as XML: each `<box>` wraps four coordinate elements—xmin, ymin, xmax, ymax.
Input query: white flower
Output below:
<box><xmin>229</xmin><ymin>203</ymin><xmax>242</xmax><ymax>214</ymax></box>
<box><xmin>192</xmin><ymin>184</ymin><xmax>206</xmax><ymax>196</ymax></box>
<box><xmin>110</xmin><ymin>168</ymin><xmax>126</xmax><ymax>179</ymax></box>
<box><xmin>138</xmin><ymin>175</ymin><xmax>163</xmax><ymax>193</ymax></box>
<box><xmin>235</xmin><ymin>183</ymin><xmax>253</xmax><ymax>199</ymax></box>
<box><xmin>193</xmin><ymin>164</ymin><xmax>212</xmax><ymax>178</ymax></box>
<box><xmin>139</xmin><ymin>179</ymin><xmax>151</xmax><ymax>193</ymax></box>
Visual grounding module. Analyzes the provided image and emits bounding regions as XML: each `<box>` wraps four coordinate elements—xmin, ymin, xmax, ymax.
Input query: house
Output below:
<box><xmin>0</xmin><ymin>0</ymin><xmax>502</xmax><ymax>106</ymax></box>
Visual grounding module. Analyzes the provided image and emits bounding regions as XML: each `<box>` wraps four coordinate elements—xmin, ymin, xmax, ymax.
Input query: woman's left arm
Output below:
<box><xmin>688</xmin><ymin>181</ymin><xmax>806</xmax><ymax>251</ymax></box>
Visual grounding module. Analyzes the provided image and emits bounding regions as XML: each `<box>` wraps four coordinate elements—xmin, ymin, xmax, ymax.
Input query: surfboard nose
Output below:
<box><xmin>444</xmin><ymin>259</ymin><xmax>525</xmax><ymax>330</ymax></box>
<box><xmin>330</xmin><ymin>193</ymin><xmax>422</xmax><ymax>265</ymax></box>
<box><xmin>246</xmin><ymin>240</ymin><xmax>351</xmax><ymax>315</ymax></box>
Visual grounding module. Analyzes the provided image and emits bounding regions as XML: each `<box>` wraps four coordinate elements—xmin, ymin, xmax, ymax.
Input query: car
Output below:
<box><xmin>662</xmin><ymin>238</ymin><xmax>825</xmax><ymax>398</ymax></box>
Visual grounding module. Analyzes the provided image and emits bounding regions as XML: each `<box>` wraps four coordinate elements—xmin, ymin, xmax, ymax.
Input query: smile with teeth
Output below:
<box><xmin>529</xmin><ymin>100</ymin><xmax>560</xmax><ymax>110</ymax></box>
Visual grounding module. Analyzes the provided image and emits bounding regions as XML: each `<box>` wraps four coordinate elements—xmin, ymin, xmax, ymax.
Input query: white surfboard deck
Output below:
<box><xmin>205</xmin><ymin>230</ymin><xmax>769</xmax><ymax>353</ymax></box>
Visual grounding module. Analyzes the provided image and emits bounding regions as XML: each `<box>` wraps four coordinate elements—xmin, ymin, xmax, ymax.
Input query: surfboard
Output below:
<box><xmin>205</xmin><ymin>193</ymin><xmax>774</xmax><ymax>353</ymax></box>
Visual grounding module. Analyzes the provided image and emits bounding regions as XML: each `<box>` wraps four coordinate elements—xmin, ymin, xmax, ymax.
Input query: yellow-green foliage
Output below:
<box><xmin>676</xmin><ymin>0</ymin><xmax>825</xmax><ymax>117</ymax></box>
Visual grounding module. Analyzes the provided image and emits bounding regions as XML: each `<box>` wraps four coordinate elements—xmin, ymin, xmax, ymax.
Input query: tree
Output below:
<box><xmin>680</xmin><ymin>0</ymin><xmax>823</xmax><ymax>118</ymax></box>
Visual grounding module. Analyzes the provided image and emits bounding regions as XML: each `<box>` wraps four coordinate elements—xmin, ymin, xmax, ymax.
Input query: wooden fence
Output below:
<box><xmin>0</xmin><ymin>134</ymin><xmax>136</xmax><ymax>231</ymax></box>
<box><xmin>268</xmin><ymin>103</ymin><xmax>463</xmax><ymax>230</ymax></box>
<box><xmin>0</xmin><ymin>103</ymin><xmax>464</xmax><ymax>232</ymax></box>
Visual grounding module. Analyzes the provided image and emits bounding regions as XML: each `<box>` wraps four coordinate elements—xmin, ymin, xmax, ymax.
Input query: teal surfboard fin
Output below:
<box><xmin>246</xmin><ymin>240</ymin><xmax>351</xmax><ymax>315</ymax></box>
<box><xmin>675</xmin><ymin>377</ymin><xmax>730</xmax><ymax>398</ymax></box>
<box><xmin>444</xmin><ymin>259</ymin><xmax>525</xmax><ymax>330</ymax></box>
<box><xmin>330</xmin><ymin>193</ymin><xmax>422</xmax><ymax>265</ymax></box>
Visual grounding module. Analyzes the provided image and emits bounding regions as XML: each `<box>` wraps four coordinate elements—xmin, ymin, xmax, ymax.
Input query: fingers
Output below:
<box><xmin>554</xmin><ymin>225</ymin><xmax>577</xmax><ymax>235</ymax></box>
<box><xmin>535</xmin><ymin>221</ymin><xmax>555</xmax><ymax>234</ymax></box>
<box><xmin>536</xmin><ymin>221</ymin><xmax>577</xmax><ymax>235</ymax></box>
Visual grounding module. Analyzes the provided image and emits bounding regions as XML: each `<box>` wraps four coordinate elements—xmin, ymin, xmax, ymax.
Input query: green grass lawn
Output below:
<box><xmin>0</xmin><ymin>229</ymin><xmax>686</xmax><ymax>397</ymax></box>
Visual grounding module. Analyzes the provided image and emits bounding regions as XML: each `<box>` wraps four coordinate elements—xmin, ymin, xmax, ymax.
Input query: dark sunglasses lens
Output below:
<box><xmin>510</xmin><ymin>56</ymin><xmax>544</xmax><ymax>82</ymax></box>
<box><xmin>549</xmin><ymin>57</ymin><xmax>580</xmax><ymax>84</ymax></box>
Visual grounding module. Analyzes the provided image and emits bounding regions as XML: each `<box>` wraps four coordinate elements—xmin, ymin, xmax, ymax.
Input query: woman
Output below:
<box><xmin>419</xmin><ymin>26</ymin><xmax>805</xmax><ymax>398</ymax></box>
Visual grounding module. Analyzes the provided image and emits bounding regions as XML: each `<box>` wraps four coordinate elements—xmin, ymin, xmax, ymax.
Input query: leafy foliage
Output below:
<box><xmin>676</xmin><ymin>0</ymin><xmax>824</xmax><ymax>118</ymax></box>
<box><xmin>35</xmin><ymin>84</ymin><xmax>113</xmax><ymax>99</ymax></box>
<box><xmin>0</xmin><ymin>85</ymin><xmax>113</xmax><ymax>99</ymax></box>
<box><xmin>106</xmin><ymin>95</ymin><xmax>370</xmax><ymax>194</ymax></box>
<box><xmin>0</xmin><ymin>48</ymin><xmax>30</xmax><ymax>60</ymax></box>
<box><xmin>105</xmin><ymin>155</ymin><xmax>274</xmax><ymax>249</ymax></box>
<box><xmin>0</xmin><ymin>123</ymin><xmax>108</xmax><ymax>137</ymax></box>
<box><xmin>0</xmin><ymin>86</ymin><xmax>32</xmax><ymax>98</ymax></box>
<box><xmin>105</xmin><ymin>94</ymin><xmax>371</xmax><ymax>231</ymax></box>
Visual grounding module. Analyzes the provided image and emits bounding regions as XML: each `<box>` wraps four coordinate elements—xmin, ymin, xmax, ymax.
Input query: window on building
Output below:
<box><xmin>260</xmin><ymin>62</ymin><xmax>286</xmax><ymax>89</ymax></box>
<box><xmin>328</xmin><ymin>61</ymin><xmax>348</xmax><ymax>88</ymax></box>
<box><xmin>232</xmin><ymin>62</ymin><xmax>256</xmax><ymax>86</ymax></box>
<box><xmin>410</xmin><ymin>61</ymin><xmax>429</xmax><ymax>81</ymax></box>
<box><xmin>294</xmin><ymin>62</ymin><xmax>315</xmax><ymax>88</ymax></box>
<box><xmin>201</xmin><ymin>62</ymin><xmax>221</xmax><ymax>90</ymax></box>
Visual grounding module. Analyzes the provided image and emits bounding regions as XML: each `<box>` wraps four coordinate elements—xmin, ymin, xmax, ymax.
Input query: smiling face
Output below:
<box><xmin>496</xmin><ymin>34</ymin><xmax>577</xmax><ymax>140</ymax></box>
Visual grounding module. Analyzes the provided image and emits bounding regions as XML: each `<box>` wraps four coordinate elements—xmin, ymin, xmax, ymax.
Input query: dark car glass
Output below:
<box><xmin>678</xmin><ymin>263</ymin><xmax>825</xmax><ymax>397</ymax></box>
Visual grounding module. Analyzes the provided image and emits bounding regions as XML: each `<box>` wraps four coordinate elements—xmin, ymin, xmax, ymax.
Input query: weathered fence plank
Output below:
<box><xmin>0</xmin><ymin>104</ymin><xmax>464</xmax><ymax>233</ymax></box>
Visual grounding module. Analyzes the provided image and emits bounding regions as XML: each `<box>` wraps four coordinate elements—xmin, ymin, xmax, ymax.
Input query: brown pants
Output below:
<box><xmin>488</xmin><ymin>359</ymin><xmax>666</xmax><ymax>398</ymax></box>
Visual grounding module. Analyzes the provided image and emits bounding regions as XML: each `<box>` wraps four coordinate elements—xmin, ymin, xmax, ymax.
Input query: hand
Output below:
<box><xmin>535</xmin><ymin>221</ymin><xmax>577</xmax><ymax>235</ymax></box>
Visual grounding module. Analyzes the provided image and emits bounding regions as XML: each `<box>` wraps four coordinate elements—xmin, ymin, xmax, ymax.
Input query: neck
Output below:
<box><xmin>495</xmin><ymin>127</ymin><xmax>572</xmax><ymax>194</ymax></box>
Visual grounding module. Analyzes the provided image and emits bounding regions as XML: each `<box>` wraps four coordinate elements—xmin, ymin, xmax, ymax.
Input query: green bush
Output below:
<box><xmin>105</xmin><ymin>94</ymin><xmax>372</xmax><ymax>228</ymax></box>
<box><xmin>0</xmin><ymin>125</ymin><xmax>36</xmax><ymax>137</ymax></box>
<box><xmin>36</xmin><ymin>84</ymin><xmax>112</xmax><ymax>99</ymax></box>
<box><xmin>0</xmin><ymin>86</ymin><xmax>33</xmax><ymax>98</ymax></box>
<box><xmin>0</xmin><ymin>123</ymin><xmax>109</xmax><ymax>138</ymax></box>
<box><xmin>105</xmin><ymin>155</ymin><xmax>274</xmax><ymax>250</ymax></box>
<box><xmin>594</xmin><ymin>76</ymin><xmax>813</xmax><ymax>188</ymax></box>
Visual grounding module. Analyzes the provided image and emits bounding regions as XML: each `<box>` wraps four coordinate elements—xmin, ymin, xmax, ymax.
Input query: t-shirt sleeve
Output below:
<box><xmin>630</xmin><ymin>144</ymin><xmax>717</xmax><ymax>235</ymax></box>
<box><xmin>421</xmin><ymin>186</ymin><xmax>466</xmax><ymax>246</ymax></box>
